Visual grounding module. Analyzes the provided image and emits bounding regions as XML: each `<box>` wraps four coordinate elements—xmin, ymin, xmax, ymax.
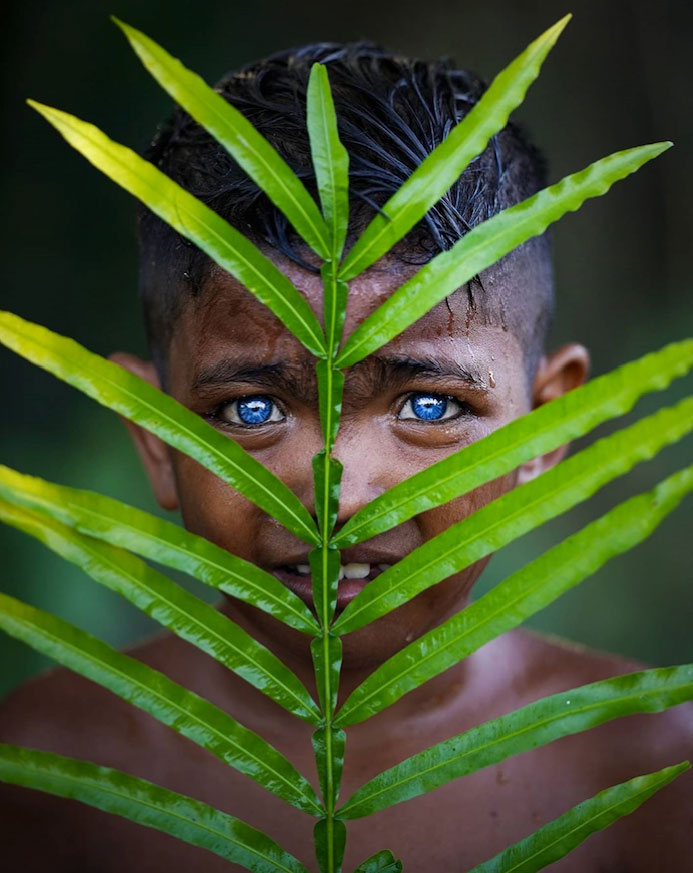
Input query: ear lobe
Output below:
<box><xmin>108</xmin><ymin>352</ymin><xmax>179</xmax><ymax>511</ymax></box>
<box><xmin>517</xmin><ymin>343</ymin><xmax>590</xmax><ymax>485</ymax></box>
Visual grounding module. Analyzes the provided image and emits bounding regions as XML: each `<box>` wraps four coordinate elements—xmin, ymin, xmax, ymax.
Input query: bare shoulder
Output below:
<box><xmin>514</xmin><ymin>628</ymin><xmax>693</xmax><ymax>742</ymax></box>
<box><xmin>0</xmin><ymin>631</ymin><xmax>179</xmax><ymax>753</ymax></box>
<box><xmin>512</xmin><ymin>628</ymin><xmax>692</xmax><ymax>758</ymax></box>
<box><xmin>511</xmin><ymin>629</ymin><xmax>693</xmax><ymax>869</ymax></box>
<box><xmin>0</xmin><ymin>632</ymin><xmax>199</xmax><ymax>870</ymax></box>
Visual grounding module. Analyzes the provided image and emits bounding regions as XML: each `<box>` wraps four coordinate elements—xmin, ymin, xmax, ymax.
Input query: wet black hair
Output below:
<box><xmin>137</xmin><ymin>41</ymin><xmax>554</xmax><ymax>380</ymax></box>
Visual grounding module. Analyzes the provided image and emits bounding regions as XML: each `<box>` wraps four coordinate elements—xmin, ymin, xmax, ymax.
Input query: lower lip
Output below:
<box><xmin>272</xmin><ymin>568</ymin><xmax>381</xmax><ymax>612</ymax></box>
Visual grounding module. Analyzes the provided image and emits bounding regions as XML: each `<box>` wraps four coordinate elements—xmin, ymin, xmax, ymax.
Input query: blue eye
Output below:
<box><xmin>399</xmin><ymin>393</ymin><xmax>461</xmax><ymax>422</ymax></box>
<box><xmin>219</xmin><ymin>395</ymin><xmax>284</xmax><ymax>426</ymax></box>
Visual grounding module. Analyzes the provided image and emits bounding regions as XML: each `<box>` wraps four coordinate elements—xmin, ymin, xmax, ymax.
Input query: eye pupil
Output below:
<box><xmin>237</xmin><ymin>396</ymin><xmax>273</xmax><ymax>424</ymax></box>
<box><xmin>411</xmin><ymin>394</ymin><xmax>447</xmax><ymax>420</ymax></box>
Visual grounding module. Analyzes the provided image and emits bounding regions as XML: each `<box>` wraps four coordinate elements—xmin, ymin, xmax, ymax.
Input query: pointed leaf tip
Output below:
<box><xmin>26</xmin><ymin>98</ymin><xmax>46</xmax><ymax>113</ymax></box>
<box><xmin>26</xmin><ymin>100</ymin><xmax>66</xmax><ymax>127</ymax></box>
<box><xmin>553</xmin><ymin>12</ymin><xmax>573</xmax><ymax>34</ymax></box>
<box><xmin>110</xmin><ymin>16</ymin><xmax>130</xmax><ymax>37</ymax></box>
<box><xmin>536</xmin><ymin>13</ymin><xmax>572</xmax><ymax>49</ymax></box>
<box><xmin>337</xmin><ymin>11</ymin><xmax>573</xmax><ymax>282</ymax></box>
<box><xmin>111</xmin><ymin>16</ymin><xmax>143</xmax><ymax>44</ymax></box>
<box><xmin>26</xmin><ymin>100</ymin><xmax>72</xmax><ymax>132</ymax></box>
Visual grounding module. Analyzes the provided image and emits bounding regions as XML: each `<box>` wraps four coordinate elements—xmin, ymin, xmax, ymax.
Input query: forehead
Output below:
<box><xmin>167</xmin><ymin>254</ymin><xmax>526</xmax><ymax>392</ymax></box>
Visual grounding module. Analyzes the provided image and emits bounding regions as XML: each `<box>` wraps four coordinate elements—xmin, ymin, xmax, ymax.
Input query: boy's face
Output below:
<box><xmin>117</xmin><ymin>253</ymin><xmax>587</xmax><ymax>668</ymax></box>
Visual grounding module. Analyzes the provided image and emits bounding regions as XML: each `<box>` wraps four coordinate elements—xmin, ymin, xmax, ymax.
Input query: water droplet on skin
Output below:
<box><xmin>489</xmin><ymin>370</ymin><xmax>496</xmax><ymax>388</ymax></box>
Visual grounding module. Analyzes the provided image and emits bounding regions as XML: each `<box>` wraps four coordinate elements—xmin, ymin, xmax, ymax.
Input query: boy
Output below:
<box><xmin>1</xmin><ymin>41</ymin><xmax>691</xmax><ymax>871</ymax></box>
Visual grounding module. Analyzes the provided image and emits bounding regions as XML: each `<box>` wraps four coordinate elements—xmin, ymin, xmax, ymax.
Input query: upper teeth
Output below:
<box><xmin>342</xmin><ymin>563</ymin><xmax>369</xmax><ymax>579</ymax></box>
<box><xmin>290</xmin><ymin>562</ymin><xmax>391</xmax><ymax>579</ymax></box>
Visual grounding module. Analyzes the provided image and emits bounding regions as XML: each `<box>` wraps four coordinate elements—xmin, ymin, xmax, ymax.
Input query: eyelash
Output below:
<box><xmin>210</xmin><ymin>395</ymin><xmax>285</xmax><ymax>428</ymax></box>
<box><xmin>397</xmin><ymin>392</ymin><xmax>472</xmax><ymax>423</ymax></box>
<box><xmin>208</xmin><ymin>391</ymin><xmax>473</xmax><ymax>429</ymax></box>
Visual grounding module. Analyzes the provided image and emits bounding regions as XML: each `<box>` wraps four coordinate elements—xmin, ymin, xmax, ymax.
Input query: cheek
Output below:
<box><xmin>410</xmin><ymin>470</ymin><xmax>519</xmax><ymax>618</ymax></box>
<box><xmin>417</xmin><ymin>470</ymin><xmax>518</xmax><ymax>541</ymax></box>
<box><xmin>171</xmin><ymin>453</ymin><xmax>265</xmax><ymax>563</ymax></box>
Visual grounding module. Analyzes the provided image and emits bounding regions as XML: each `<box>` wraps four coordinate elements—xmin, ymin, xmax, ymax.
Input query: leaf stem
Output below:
<box><xmin>311</xmin><ymin>260</ymin><xmax>347</xmax><ymax>872</ymax></box>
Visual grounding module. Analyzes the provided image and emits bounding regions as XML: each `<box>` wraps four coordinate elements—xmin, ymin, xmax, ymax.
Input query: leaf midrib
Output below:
<box><xmin>339</xmin><ymin>149</ymin><xmax>647</xmax><ymax>363</ymax></box>
<box><xmin>7</xmin><ymin>315</ymin><xmax>318</xmax><ymax>544</ymax></box>
<box><xmin>65</xmin><ymin>529</ymin><xmax>319</xmax><ymax>722</ymax></box>
<box><xmin>317</xmin><ymin>80</ymin><xmax>341</xmax><ymax>256</ymax></box>
<box><xmin>337</xmin><ymin>406</ymin><xmax>689</xmax><ymax>630</ymax></box>
<box><xmin>148</xmin><ymin>43</ymin><xmax>329</xmax><ymax>260</ymax></box>
<box><xmin>13</xmin><ymin>761</ymin><xmax>302</xmax><ymax>873</ymax></box>
<box><xmin>45</xmin><ymin>107</ymin><xmax>325</xmax><ymax>355</ymax></box>
<box><xmin>7</xmin><ymin>611</ymin><xmax>318</xmax><ymax>812</ymax></box>
<box><xmin>65</xmin><ymin>499</ymin><xmax>317</xmax><ymax>632</ymax></box>
<box><xmin>340</xmin><ymin>552</ymin><xmax>589</xmax><ymax>720</ymax></box>
<box><xmin>340</xmin><ymin>681</ymin><xmax>690</xmax><ymax>815</ymax></box>
<box><xmin>339</xmin><ymin>34</ymin><xmax>551</xmax><ymax>278</ymax></box>
<box><xmin>335</xmin><ymin>351</ymin><xmax>689</xmax><ymax>545</ymax></box>
<box><xmin>482</xmin><ymin>773</ymin><xmax>675</xmax><ymax>873</ymax></box>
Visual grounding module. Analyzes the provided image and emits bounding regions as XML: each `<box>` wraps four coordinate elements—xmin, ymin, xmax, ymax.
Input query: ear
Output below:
<box><xmin>516</xmin><ymin>343</ymin><xmax>590</xmax><ymax>485</ymax></box>
<box><xmin>108</xmin><ymin>352</ymin><xmax>179</xmax><ymax>511</ymax></box>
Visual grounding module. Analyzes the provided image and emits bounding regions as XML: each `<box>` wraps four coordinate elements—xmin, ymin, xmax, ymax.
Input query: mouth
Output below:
<box><xmin>272</xmin><ymin>561</ymin><xmax>392</xmax><ymax>611</ymax></box>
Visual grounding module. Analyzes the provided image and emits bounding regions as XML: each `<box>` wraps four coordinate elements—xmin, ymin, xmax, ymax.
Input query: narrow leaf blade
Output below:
<box><xmin>312</xmin><ymin>726</ymin><xmax>346</xmax><ymax>812</ymax></box>
<box><xmin>333</xmin><ymin>339</ymin><xmax>693</xmax><ymax>546</ymax></box>
<box><xmin>0</xmin><ymin>312</ymin><xmax>320</xmax><ymax>545</ymax></box>
<box><xmin>0</xmin><ymin>499</ymin><xmax>321</xmax><ymax>724</ymax></box>
<box><xmin>0</xmin><ymin>745</ymin><xmax>309</xmax><ymax>873</ymax></box>
<box><xmin>314</xmin><ymin>817</ymin><xmax>347</xmax><ymax>873</ymax></box>
<box><xmin>313</xmin><ymin>450</ymin><xmax>344</xmax><ymax>542</ymax></box>
<box><xmin>465</xmin><ymin>764</ymin><xmax>689</xmax><ymax>873</ymax></box>
<box><xmin>336</xmin><ymin>143</ymin><xmax>672</xmax><ymax>367</ymax></box>
<box><xmin>332</xmin><ymin>397</ymin><xmax>693</xmax><ymax>635</ymax></box>
<box><xmin>27</xmin><ymin>100</ymin><xmax>327</xmax><ymax>356</ymax></box>
<box><xmin>0</xmin><ymin>593</ymin><xmax>323</xmax><ymax>814</ymax></box>
<box><xmin>353</xmin><ymin>850</ymin><xmax>403</xmax><ymax>873</ymax></box>
<box><xmin>307</xmin><ymin>64</ymin><xmax>349</xmax><ymax>261</ymax></box>
<box><xmin>317</xmin><ymin>359</ymin><xmax>346</xmax><ymax>454</ymax></box>
<box><xmin>337</xmin><ymin>665</ymin><xmax>693</xmax><ymax>818</ymax></box>
<box><xmin>0</xmin><ymin>464</ymin><xmax>319</xmax><ymax>634</ymax></box>
<box><xmin>338</xmin><ymin>15</ymin><xmax>571</xmax><ymax>280</ymax></box>
<box><xmin>310</xmin><ymin>546</ymin><xmax>342</xmax><ymax>631</ymax></box>
<box><xmin>321</xmin><ymin>263</ymin><xmax>349</xmax><ymax>364</ymax></box>
<box><xmin>335</xmin><ymin>467</ymin><xmax>693</xmax><ymax>725</ymax></box>
<box><xmin>311</xmin><ymin>632</ymin><xmax>343</xmax><ymax>716</ymax></box>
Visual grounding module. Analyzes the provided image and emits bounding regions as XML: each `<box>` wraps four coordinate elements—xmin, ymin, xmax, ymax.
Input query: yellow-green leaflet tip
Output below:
<box><xmin>643</xmin><ymin>141</ymin><xmax>674</xmax><ymax>159</ymax></box>
<box><xmin>26</xmin><ymin>100</ymin><xmax>64</xmax><ymax>126</ymax></box>
<box><xmin>551</xmin><ymin>12</ymin><xmax>573</xmax><ymax>36</ymax></box>
<box><xmin>25</xmin><ymin>101</ymin><xmax>78</xmax><ymax>141</ymax></box>
<box><xmin>110</xmin><ymin>16</ymin><xmax>137</xmax><ymax>41</ymax></box>
<box><xmin>26</xmin><ymin>98</ymin><xmax>46</xmax><ymax>113</ymax></box>
<box><xmin>537</xmin><ymin>13</ymin><xmax>572</xmax><ymax>49</ymax></box>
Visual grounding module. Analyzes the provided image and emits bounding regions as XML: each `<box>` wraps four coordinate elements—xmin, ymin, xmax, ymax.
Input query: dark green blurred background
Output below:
<box><xmin>1</xmin><ymin>0</ymin><xmax>691</xmax><ymax>698</ymax></box>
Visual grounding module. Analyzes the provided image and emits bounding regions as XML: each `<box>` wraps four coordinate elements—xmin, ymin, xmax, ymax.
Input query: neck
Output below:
<box><xmin>216</xmin><ymin>594</ymin><xmax>491</xmax><ymax>735</ymax></box>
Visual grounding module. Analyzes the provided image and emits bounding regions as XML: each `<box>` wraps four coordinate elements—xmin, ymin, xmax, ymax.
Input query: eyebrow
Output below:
<box><xmin>193</xmin><ymin>359</ymin><xmax>297</xmax><ymax>391</ymax></box>
<box><xmin>191</xmin><ymin>352</ymin><xmax>487</xmax><ymax>397</ymax></box>
<box><xmin>353</xmin><ymin>354</ymin><xmax>488</xmax><ymax>391</ymax></box>
<box><xmin>192</xmin><ymin>358</ymin><xmax>318</xmax><ymax>401</ymax></box>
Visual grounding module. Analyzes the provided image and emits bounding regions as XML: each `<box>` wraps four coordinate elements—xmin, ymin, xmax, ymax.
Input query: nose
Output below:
<box><xmin>331</xmin><ymin>426</ymin><xmax>389</xmax><ymax>528</ymax></box>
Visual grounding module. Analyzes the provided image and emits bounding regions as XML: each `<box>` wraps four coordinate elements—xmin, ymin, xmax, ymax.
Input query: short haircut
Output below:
<box><xmin>137</xmin><ymin>41</ymin><xmax>554</xmax><ymax>381</ymax></box>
